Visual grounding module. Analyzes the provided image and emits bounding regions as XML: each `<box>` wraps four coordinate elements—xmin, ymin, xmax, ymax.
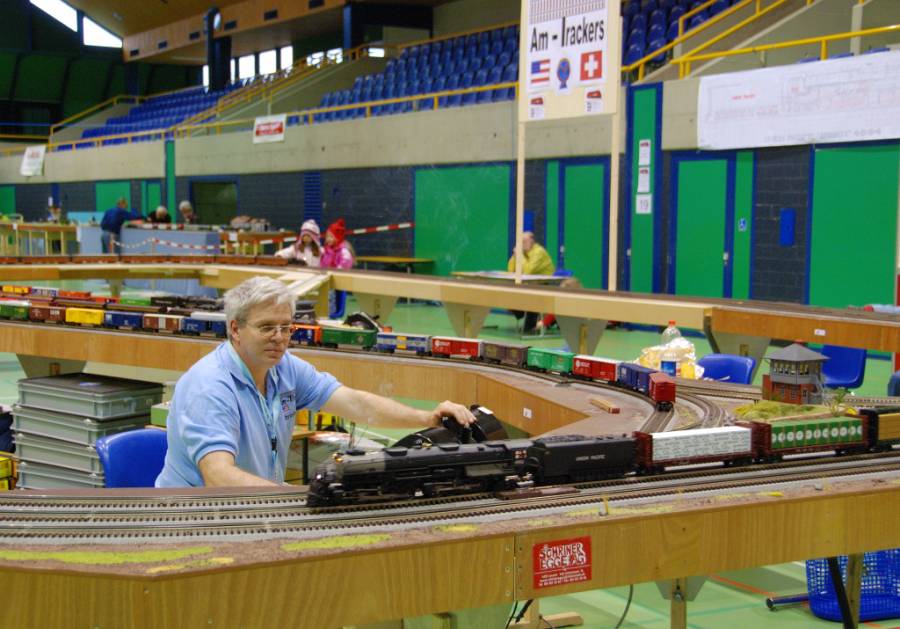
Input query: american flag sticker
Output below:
<box><xmin>531</xmin><ymin>59</ymin><xmax>551</xmax><ymax>85</ymax></box>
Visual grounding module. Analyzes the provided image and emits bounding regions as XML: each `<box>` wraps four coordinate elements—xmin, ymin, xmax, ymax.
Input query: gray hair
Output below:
<box><xmin>223</xmin><ymin>277</ymin><xmax>294</xmax><ymax>337</ymax></box>
<box><xmin>178</xmin><ymin>200</ymin><xmax>193</xmax><ymax>211</ymax></box>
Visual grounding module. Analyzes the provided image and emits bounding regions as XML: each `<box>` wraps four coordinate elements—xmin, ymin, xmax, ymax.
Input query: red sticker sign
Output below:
<box><xmin>532</xmin><ymin>536</ymin><xmax>592</xmax><ymax>589</ymax></box>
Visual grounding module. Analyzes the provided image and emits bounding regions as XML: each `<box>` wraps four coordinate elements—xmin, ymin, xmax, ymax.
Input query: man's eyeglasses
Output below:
<box><xmin>251</xmin><ymin>323</ymin><xmax>294</xmax><ymax>338</ymax></box>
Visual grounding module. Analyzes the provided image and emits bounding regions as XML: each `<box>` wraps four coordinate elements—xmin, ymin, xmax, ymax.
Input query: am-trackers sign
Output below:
<box><xmin>522</xmin><ymin>0</ymin><xmax>619</xmax><ymax>120</ymax></box>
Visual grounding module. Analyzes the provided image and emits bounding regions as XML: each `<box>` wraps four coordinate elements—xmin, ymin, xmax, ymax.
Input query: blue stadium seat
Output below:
<box><xmin>624</xmin><ymin>44</ymin><xmax>645</xmax><ymax>66</ymax></box>
<box><xmin>460</xmin><ymin>71</ymin><xmax>474</xmax><ymax>89</ymax></box>
<box><xmin>490</xmin><ymin>28</ymin><xmax>504</xmax><ymax>43</ymax></box>
<box><xmin>648</xmin><ymin>37</ymin><xmax>668</xmax><ymax>62</ymax></box>
<box><xmin>631</xmin><ymin>13</ymin><xmax>647</xmax><ymax>32</ymax></box>
<box><xmin>445</xmin><ymin>75</ymin><xmax>462</xmax><ymax>107</ymax></box>
<box><xmin>95</xmin><ymin>429</ymin><xmax>167</xmax><ymax>488</ymax></box>
<box><xmin>504</xmin><ymin>37</ymin><xmax>517</xmax><ymax>55</ymax></box>
<box><xmin>821</xmin><ymin>345</ymin><xmax>867</xmax><ymax>389</ymax></box>
<box><xmin>457</xmin><ymin>58</ymin><xmax>470</xmax><ymax>74</ymax></box>
<box><xmin>628</xmin><ymin>29</ymin><xmax>647</xmax><ymax>48</ymax></box>
<box><xmin>828</xmin><ymin>52</ymin><xmax>854</xmax><ymax>60</ymax></box>
<box><xmin>667</xmin><ymin>20</ymin><xmax>681</xmax><ymax>42</ymax></box>
<box><xmin>477</xmin><ymin>42</ymin><xmax>490</xmax><ymax>58</ymax></box>
<box><xmin>469</xmin><ymin>56</ymin><xmax>482</xmax><ymax>73</ymax></box>
<box><xmin>796</xmin><ymin>56</ymin><xmax>820</xmax><ymax>63</ymax></box>
<box><xmin>643</xmin><ymin>0</ymin><xmax>659</xmax><ymax>11</ymax></box>
<box><xmin>477</xmin><ymin>31</ymin><xmax>489</xmax><ymax>46</ymax></box>
<box><xmin>490</xmin><ymin>40</ymin><xmax>503</xmax><ymax>57</ymax></box>
<box><xmin>697</xmin><ymin>354</ymin><xmax>756</xmax><ymax>384</ymax></box>
<box><xmin>624</xmin><ymin>1</ymin><xmax>641</xmax><ymax>17</ymax></box>
<box><xmin>864</xmin><ymin>46</ymin><xmax>890</xmax><ymax>54</ymax></box>
<box><xmin>649</xmin><ymin>23</ymin><xmax>666</xmax><ymax>42</ymax></box>
<box><xmin>649</xmin><ymin>8</ymin><xmax>668</xmax><ymax>26</ymax></box>
<box><xmin>688</xmin><ymin>13</ymin><xmax>707</xmax><ymax>30</ymax></box>
<box><xmin>483</xmin><ymin>54</ymin><xmax>496</xmax><ymax>69</ymax></box>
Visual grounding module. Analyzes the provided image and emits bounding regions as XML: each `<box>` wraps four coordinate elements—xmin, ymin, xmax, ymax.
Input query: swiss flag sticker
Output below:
<box><xmin>581</xmin><ymin>51</ymin><xmax>603</xmax><ymax>81</ymax></box>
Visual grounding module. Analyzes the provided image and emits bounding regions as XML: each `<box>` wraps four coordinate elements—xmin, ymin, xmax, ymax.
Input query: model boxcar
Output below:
<box><xmin>0</xmin><ymin>299</ymin><xmax>30</xmax><ymax>320</ymax></box>
<box><xmin>1</xmin><ymin>285</ymin><xmax>29</xmax><ymax>295</ymax></box>
<box><xmin>321</xmin><ymin>325</ymin><xmax>376</xmax><ymax>349</ymax></box>
<box><xmin>431</xmin><ymin>336</ymin><xmax>482</xmax><ymax>358</ymax></box>
<box><xmin>103</xmin><ymin>310</ymin><xmax>144</xmax><ymax>329</ymax></box>
<box><xmin>376</xmin><ymin>332</ymin><xmax>431</xmax><ymax>354</ymax></box>
<box><xmin>572</xmin><ymin>355</ymin><xmax>619</xmax><ymax>381</ymax></box>
<box><xmin>65</xmin><ymin>307</ymin><xmax>105</xmax><ymax>326</ymax></box>
<box><xmin>29</xmin><ymin>286</ymin><xmax>59</xmax><ymax>298</ymax></box>
<box><xmin>617</xmin><ymin>362</ymin><xmax>658</xmax><ymax>395</ymax></box>
<box><xmin>635</xmin><ymin>426</ymin><xmax>753</xmax><ymax>473</ymax></box>
<box><xmin>143</xmin><ymin>313</ymin><xmax>183</xmax><ymax>333</ymax></box>
<box><xmin>526</xmin><ymin>348</ymin><xmax>575</xmax><ymax>374</ymax></box>
<box><xmin>291</xmin><ymin>324</ymin><xmax>323</xmax><ymax>345</ymax></box>
<box><xmin>481</xmin><ymin>341</ymin><xmax>530</xmax><ymax>367</ymax></box>
<box><xmin>648</xmin><ymin>372</ymin><xmax>676</xmax><ymax>410</ymax></box>
<box><xmin>29</xmin><ymin>304</ymin><xmax>65</xmax><ymax>323</ymax></box>
<box><xmin>182</xmin><ymin>311</ymin><xmax>227</xmax><ymax>336</ymax></box>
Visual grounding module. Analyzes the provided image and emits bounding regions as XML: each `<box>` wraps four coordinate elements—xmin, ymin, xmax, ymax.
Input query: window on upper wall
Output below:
<box><xmin>368</xmin><ymin>47</ymin><xmax>385</xmax><ymax>58</ymax></box>
<box><xmin>280</xmin><ymin>46</ymin><xmax>293</xmax><ymax>70</ymax></box>
<box><xmin>259</xmin><ymin>50</ymin><xmax>277</xmax><ymax>75</ymax></box>
<box><xmin>202</xmin><ymin>65</ymin><xmax>209</xmax><ymax>87</ymax></box>
<box><xmin>238</xmin><ymin>54</ymin><xmax>255</xmax><ymax>79</ymax></box>
<box><xmin>29</xmin><ymin>0</ymin><xmax>77</xmax><ymax>31</ymax></box>
<box><xmin>307</xmin><ymin>51</ymin><xmax>324</xmax><ymax>66</ymax></box>
<box><xmin>326</xmin><ymin>48</ymin><xmax>342</xmax><ymax>63</ymax></box>
<box><xmin>83</xmin><ymin>16</ymin><xmax>122</xmax><ymax>48</ymax></box>
<box><xmin>230</xmin><ymin>59</ymin><xmax>237</xmax><ymax>81</ymax></box>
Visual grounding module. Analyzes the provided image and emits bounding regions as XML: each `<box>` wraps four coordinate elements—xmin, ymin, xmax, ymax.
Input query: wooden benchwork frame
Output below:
<box><xmin>1</xmin><ymin>481</ymin><xmax>898</xmax><ymax>629</ymax></box>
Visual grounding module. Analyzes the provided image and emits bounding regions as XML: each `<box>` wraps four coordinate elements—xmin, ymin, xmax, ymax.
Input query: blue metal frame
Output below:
<box><xmin>624</xmin><ymin>82</ymin><xmax>664</xmax><ymax>294</ymax></box>
<box><xmin>557</xmin><ymin>155</ymin><xmax>612</xmax><ymax>289</ymax></box>
<box><xmin>668</xmin><ymin>150</ymin><xmax>737</xmax><ymax>298</ymax></box>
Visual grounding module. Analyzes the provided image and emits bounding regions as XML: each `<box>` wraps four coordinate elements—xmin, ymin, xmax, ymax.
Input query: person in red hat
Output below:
<box><xmin>320</xmin><ymin>218</ymin><xmax>355</xmax><ymax>269</ymax></box>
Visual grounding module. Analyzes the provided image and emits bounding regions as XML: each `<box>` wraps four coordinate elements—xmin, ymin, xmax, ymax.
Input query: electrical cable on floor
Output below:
<box><xmin>614</xmin><ymin>585</ymin><xmax>635</xmax><ymax>629</ymax></box>
<box><xmin>515</xmin><ymin>599</ymin><xmax>534</xmax><ymax>623</ymax></box>
<box><xmin>505</xmin><ymin>601</ymin><xmax>519</xmax><ymax>629</ymax></box>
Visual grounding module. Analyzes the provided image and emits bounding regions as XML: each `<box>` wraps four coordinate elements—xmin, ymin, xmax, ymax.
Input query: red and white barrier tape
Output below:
<box><xmin>111</xmin><ymin>237</ymin><xmax>220</xmax><ymax>251</ymax></box>
<box><xmin>349</xmin><ymin>221</ymin><xmax>414</xmax><ymax>236</ymax></box>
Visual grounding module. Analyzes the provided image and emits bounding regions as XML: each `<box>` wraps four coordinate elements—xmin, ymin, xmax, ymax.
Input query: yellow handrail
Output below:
<box><xmin>622</xmin><ymin>0</ymin><xmax>785</xmax><ymax>81</ymax></box>
<box><xmin>0</xmin><ymin>133</ymin><xmax>47</xmax><ymax>141</ymax></box>
<box><xmin>674</xmin><ymin>22</ymin><xmax>900</xmax><ymax>76</ymax></box>
<box><xmin>49</xmin><ymin>94</ymin><xmax>144</xmax><ymax>137</ymax></box>
<box><xmin>178</xmin><ymin>82</ymin><xmax>518</xmax><ymax>135</ymax></box>
<box><xmin>396</xmin><ymin>20</ymin><xmax>519</xmax><ymax>52</ymax></box>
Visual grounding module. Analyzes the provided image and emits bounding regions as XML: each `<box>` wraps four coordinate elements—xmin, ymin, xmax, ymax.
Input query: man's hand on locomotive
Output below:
<box><xmin>429</xmin><ymin>400</ymin><xmax>476</xmax><ymax>428</ymax></box>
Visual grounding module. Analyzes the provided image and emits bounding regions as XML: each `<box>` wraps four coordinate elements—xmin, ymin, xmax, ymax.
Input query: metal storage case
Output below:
<box><xmin>16</xmin><ymin>460</ymin><xmax>104</xmax><ymax>489</ymax></box>
<box><xmin>12</xmin><ymin>404</ymin><xmax>150</xmax><ymax>445</ymax></box>
<box><xmin>13</xmin><ymin>431</ymin><xmax>103</xmax><ymax>474</ymax></box>
<box><xmin>17</xmin><ymin>373</ymin><xmax>163</xmax><ymax>419</ymax></box>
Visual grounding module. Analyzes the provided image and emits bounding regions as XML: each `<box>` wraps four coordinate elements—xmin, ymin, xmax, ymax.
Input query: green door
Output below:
<box><xmin>95</xmin><ymin>181</ymin><xmax>132</xmax><ymax>214</ymax></box>
<box><xmin>561</xmin><ymin>161</ymin><xmax>607</xmax><ymax>289</ymax></box>
<box><xmin>672</xmin><ymin>157</ymin><xmax>731</xmax><ymax>298</ymax></box>
<box><xmin>142</xmin><ymin>181</ymin><xmax>162</xmax><ymax>218</ymax></box>
<box><xmin>0</xmin><ymin>186</ymin><xmax>14</xmax><ymax>216</ymax></box>
<box><xmin>809</xmin><ymin>144</ymin><xmax>899</xmax><ymax>307</ymax></box>
<box><xmin>414</xmin><ymin>165</ymin><xmax>511</xmax><ymax>276</ymax></box>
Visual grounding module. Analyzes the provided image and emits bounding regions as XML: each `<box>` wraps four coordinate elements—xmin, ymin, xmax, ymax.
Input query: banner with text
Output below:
<box><xmin>253</xmin><ymin>114</ymin><xmax>287</xmax><ymax>144</ymax></box>
<box><xmin>521</xmin><ymin>0</ymin><xmax>620</xmax><ymax>121</ymax></box>
<box><xmin>698</xmin><ymin>50</ymin><xmax>900</xmax><ymax>150</ymax></box>
<box><xmin>19</xmin><ymin>144</ymin><xmax>46</xmax><ymax>177</ymax></box>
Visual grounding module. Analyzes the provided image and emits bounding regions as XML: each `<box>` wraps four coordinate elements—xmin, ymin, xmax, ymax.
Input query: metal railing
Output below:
<box><xmin>49</xmin><ymin>94</ymin><xmax>145</xmax><ymax>138</ymax></box>
<box><xmin>621</xmin><ymin>0</ymin><xmax>790</xmax><ymax>81</ymax></box>
<box><xmin>673</xmin><ymin>22</ymin><xmax>900</xmax><ymax>77</ymax></box>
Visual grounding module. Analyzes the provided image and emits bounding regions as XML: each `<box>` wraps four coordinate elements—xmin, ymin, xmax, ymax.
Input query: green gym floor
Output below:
<box><xmin>1</xmin><ymin>282</ymin><xmax>897</xmax><ymax>628</ymax></box>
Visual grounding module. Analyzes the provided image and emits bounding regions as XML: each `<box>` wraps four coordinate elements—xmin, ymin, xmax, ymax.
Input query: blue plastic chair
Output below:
<box><xmin>95</xmin><ymin>429</ymin><xmax>168</xmax><ymax>488</ymax></box>
<box><xmin>329</xmin><ymin>290</ymin><xmax>347</xmax><ymax>319</ymax></box>
<box><xmin>821</xmin><ymin>344</ymin><xmax>867</xmax><ymax>389</ymax></box>
<box><xmin>697</xmin><ymin>353</ymin><xmax>756</xmax><ymax>384</ymax></box>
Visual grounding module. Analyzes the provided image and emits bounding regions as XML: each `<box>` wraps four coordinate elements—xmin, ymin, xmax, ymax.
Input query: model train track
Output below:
<box><xmin>3</xmin><ymin>454</ymin><xmax>898</xmax><ymax>542</ymax></box>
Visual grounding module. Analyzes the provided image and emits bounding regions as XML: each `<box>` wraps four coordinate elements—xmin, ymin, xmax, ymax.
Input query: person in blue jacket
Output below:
<box><xmin>156</xmin><ymin>276</ymin><xmax>476</xmax><ymax>488</ymax></box>
<box><xmin>99</xmin><ymin>197</ymin><xmax>139</xmax><ymax>253</ymax></box>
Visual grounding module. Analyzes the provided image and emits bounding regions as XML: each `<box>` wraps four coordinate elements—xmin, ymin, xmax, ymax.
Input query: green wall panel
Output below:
<box><xmin>732</xmin><ymin>151</ymin><xmax>754</xmax><ymax>300</ymax></box>
<box><xmin>629</xmin><ymin>87</ymin><xmax>660</xmax><ymax>293</ymax></box>
<box><xmin>0</xmin><ymin>53</ymin><xmax>17</xmax><ymax>100</ymax></box>
<box><xmin>0</xmin><ymin>187</ymin><xmax>15</xmax><ymax>216</ymax></box>
<box><xmin>14</xmin><ymin>55</ymin><xmax>66</xmax><ymax>102</ymax></box>
<box><xmin>809</xmin><ymin>144</ymin><xmax>899</xmax><ymax>308</ymax></box>
<box><xmin>546</xmin><ymin>161</ymin><xmax>559</xmax><ymax>266</ymax></box>
<box><xmin>674</xmin><ymin>159</ymin><xmax>728</xmax><ymax>298</ymax></box>
<box><xmin>414</xmin><ymin>165</ymin><xmax>510</xmax><ymax>276</ymax></box>
<box><xmin>95</xmin><ymin>181</ymin><xmax>132</xmax><ymax>214</ymax></box>
<box><xmin>562</xmin><ymin>162</ymin><xmax>606</xmax><ymax>289</ymax></box>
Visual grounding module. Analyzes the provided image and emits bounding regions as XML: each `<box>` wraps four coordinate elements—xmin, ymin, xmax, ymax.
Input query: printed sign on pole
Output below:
<box><xmin>253</xmin><ymin>114</ymin><xmax>287</xmax><ymax>144</ymax></box>
<box><xmin>521</xmin><ymin>0</ymin><xmax>621</xmax><ymax>121</ymax></box>
<box><xmin>20</xmin><ymin>145</ymin><xmax>47</xmax><ymax>177</ymax></box>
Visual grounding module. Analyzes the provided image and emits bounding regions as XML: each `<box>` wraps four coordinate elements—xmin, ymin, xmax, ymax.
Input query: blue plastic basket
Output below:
<box><xmin>806</xmin><ymin>550</ymin><xmax>900</xmax><ymax>622</ymax></box>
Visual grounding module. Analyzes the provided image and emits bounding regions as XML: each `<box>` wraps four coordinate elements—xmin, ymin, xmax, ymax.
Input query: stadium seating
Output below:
<box><xmin>72</xmin><ymin>82</ymin><xmax>244</xmax><ymax>149</ymax></box>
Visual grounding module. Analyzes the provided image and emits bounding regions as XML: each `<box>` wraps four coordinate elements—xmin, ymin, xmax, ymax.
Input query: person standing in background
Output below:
<box><xmin>320</xmin><ymin>219</ymin><xmax>354</xmax><ymax>269</ymax></box>
<box><xmin>275</xmin><ymin>219</ymin><xmax>321</xmax><ymax>267</ymax></box>
<box><xmin>100</xmin><ymin>197</ymin><xmax>139</xmax><ymax>254</ymax></box>
<box><xmin>147</xmin><ymin>206</ymin><xmax>172</xmax><ymax>224</ymax></box>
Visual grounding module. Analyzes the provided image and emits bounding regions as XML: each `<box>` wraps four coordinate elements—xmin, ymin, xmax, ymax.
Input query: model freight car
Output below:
<box><xmin>291</xmin><ymin>324</ymin><xmax>323</xmax><ymax>345</ymax></box>
<box><xmin>375</xmin><ymin>332</ymin><xmax>431</xmax><ymax>354</ymax></box>
<box><xmin>526</xmin><ymin>348</ymin><xmax>575</xmax><ymax>374</ymax></box>
<box><xmin>182</xmin><ymin>311</ymin><xmax>227</xmax><ymax>336</ymax></box>
<box><xmin>528</xmin><ymin>434</ymin><xmax>637</xmax><ymax>483</ymax></box>
<box><xmin>65</xmin><ymin>307</ymin><xmax>105</xmax><ymax>326</ymax></box>
<box><xmin>481</xmin><ymin>341</ymin><xmax>530</xmax><ymax>367</ymax></box>
<box><xmin>635</xmin><ymin>426</ymin><xmax>754</xmax><ymax>474</ymax></box>
<box><xmin>320</xmin><ymin>325</ymin><xmax>376</xmax><ymax>349</ymax></box>
<box><xmin>143</xmin><ymin>313</ymin><xmax>183</xmax><ymax>333</ymax></box>
<box><xmin>750</xmin><ymin>415</ymin><xmax>868</xmax><ymax>461</ymax></box>
<box><xmin>572</xmin><ymin>355</ymin><xmax>619</xmax><ymax>381</ymax></box>
<box><xmin>431</xmin><ymin>336</ymin><xmax>482</xmax><ymax>358</ymax></box>
<box><xmin>0</xmin><ymin>299</ymin><xmax>30</xmax><ymax>320</ymax></box>
<box><xmin>648</xmin><ymin>372</ymin><xmax>676</xmax><ymax>410</ymax></box>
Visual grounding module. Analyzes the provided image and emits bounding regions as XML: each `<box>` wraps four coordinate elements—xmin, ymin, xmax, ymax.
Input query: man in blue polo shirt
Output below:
<box><xmin>100</xmin><ymin>197</ymin><xmax>139</xmax><ymax>254</ymax></box>
<box><xmin>156</xmin><ymin>276</ymin><xmax>475</xmax><ymax>487</ymax></box>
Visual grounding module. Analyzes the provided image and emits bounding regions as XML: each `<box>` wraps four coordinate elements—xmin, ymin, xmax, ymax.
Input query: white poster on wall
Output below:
<box><xmin>698</xmin><ymin>51</ymin><xmax>900</xmax><ymax>150</ymax></box>
<box><xmin>19</xmin><ymin>145</ymin><xmax>46</xmax><ymax>177</ymax></box>
<box><xmin>524</xmin><ymin>0</ymin><xmax>619</xmax><ymax>119</ymax></box>
<box><xmin>253</xmin><ymin>114</ymin><xmax>287</xmax><ymax>144</ymax></box>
